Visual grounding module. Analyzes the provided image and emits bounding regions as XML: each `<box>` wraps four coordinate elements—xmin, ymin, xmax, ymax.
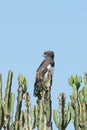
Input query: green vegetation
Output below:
<box><xmin>0</xmin><ymin>70</ymin><xmax>87</xmax><ymax>130</ymax></box>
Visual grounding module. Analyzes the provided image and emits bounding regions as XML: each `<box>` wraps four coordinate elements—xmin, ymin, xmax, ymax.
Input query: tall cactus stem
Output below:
<box><xmin>0</xmin><ymin>74</ymin><xmax>2</xmax><ymax>101</ymax></box>
<box><xmin>3</xmin><ymin>71</ymin><xmax>13</xmax><ymax>130</ymax></box>
<box><xmin>4</xmin><ymin>71</ymin><xmax>13</xmax><ymax>113</ymax></box>
<box><xmin>24</xmin><ymin>92</ymin><xmax>33</xmax><ymax>130</ymax></box>
<box><xmin>53</xmin><ymin>93</ymin><xmax>71</xmax><ymax>130</ymax></box>
<box><xmin>68</xmin><ymin>75</ymin><xmax>82</xmax><ymax>130</ymax></box>
<box><xmin>44</xmin><ymin>72</ymin><xmax>53</xmax><ymax>130</ymax></box>
<box><xmin>37</xmin><ymin>99</ymin><xmax>46</xmax><ymax>130</ymax></box>
<box><xmin>33</xmin><ymin>105</ymin><xmax>38</xmax><ymax>129</ymax></box>
<box><xmin>14</xmin><ymin>74</ymin><xmax>27</xmax><ymax>130</ymax></box>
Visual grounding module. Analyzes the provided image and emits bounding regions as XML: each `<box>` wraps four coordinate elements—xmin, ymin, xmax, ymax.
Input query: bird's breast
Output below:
<box><xmin>44</xmin><ymin>64</ymin><xmax>54</xmax><ymax>81</ymax></box>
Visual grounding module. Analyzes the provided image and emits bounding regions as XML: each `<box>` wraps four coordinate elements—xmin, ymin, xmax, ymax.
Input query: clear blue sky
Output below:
<box><xmin>0</xmin><ymin>1</ymin><xmax>87</xmax><ymax>129</ymax></box>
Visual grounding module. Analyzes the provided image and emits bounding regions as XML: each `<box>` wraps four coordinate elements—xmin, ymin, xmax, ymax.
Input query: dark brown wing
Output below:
<box><xmin>34</xmin><ymin>60</ymin><xmax>49</xmax><ymax>97</ymax></box>
<box><xmin>37</xmin><ymin>59</ymin><xmax>46</xmax><ymax>72</ymax></box>
<box><xmin>36</xmin><ymin>59</ymin><xmax>50</xmax><ymax>78</ymax></box>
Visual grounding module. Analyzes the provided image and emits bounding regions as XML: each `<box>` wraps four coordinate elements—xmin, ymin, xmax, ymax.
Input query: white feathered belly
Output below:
<box><xmin>44</xmin><ymin>64</ymin><xmax>54</xmax><ymax>81</ymax></box>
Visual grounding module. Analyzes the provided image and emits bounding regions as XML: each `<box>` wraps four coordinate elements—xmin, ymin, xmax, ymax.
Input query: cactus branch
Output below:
<box><xmin>53</xmin><ymin>93</ymin><xmax>71</xmax><ymax>130</ymax></box>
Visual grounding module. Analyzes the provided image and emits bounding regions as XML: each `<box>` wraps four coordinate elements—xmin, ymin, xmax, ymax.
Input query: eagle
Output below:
<box><xmin>34</xmin><ymin>51</ymin><xmax>55</xmax><ymax>98</ymax></box>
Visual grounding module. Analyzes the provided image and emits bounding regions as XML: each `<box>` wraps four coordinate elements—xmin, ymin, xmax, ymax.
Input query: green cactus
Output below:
<box><xmin>19</xmin><ymin>110</ymin><xmax>25</xmax><ymax>130</ymax></box>
<box><xmin>44</xmin><ymin>73</ymin><xmax>53</xmax><ymax>130</ymax></box>
<box><xmin>2</xmin><ymin>70</ymin><xmax>87</xmax><ymax>130</ymax></box>
<box><xmin>53</xmin><ymin>93</ymin><xmax>71</xmax><ymax>130</ymax></box>
<box><xmin>68</xmin><ymin>74</ymin><xmax>87</xmax><ymax>130</ymax></box>
<box><xmin>68</xmin><ymin>75</ymin><xmax>82</xmax><ymax>130</ymax></box>
<box><xmin>0</xmin><ymin>74</ymin><xmax>2</xmax><ymax>101</ymax></box>
<box><xmin>4</xmin><ymin>71</ymin><xmax>13</xmax><ymax>114</ymax></box>
<box><xmin>37</xmin><ymin>99</ymin><xmax>46</xmax><ymax>130</ymax></box>
<box><xmin>24</xmin><ymin>92</ymin><xmax>33</xmax><ymax>130</ymax></box>
<box><xmin>0</xmin><ymin>74</ymin><xmax>4</xmax><ymax>129</ymax></box>
<box><xmin>78</xmin><ymin>73</ymin><xmax>87</xmax><ymax>129</ymax></box>
<box><xmin>33</xmin><ymin>105</ymin><xmax>38</xmax><ymax>128</ymax></box>
<box><xmin>9</xmin><ymin>93</ymin><xmax>15</xmax><ymax>130</ymax></box>
<box><xmin>14</xmin><ymin>74</ymin><xmax>28</xmax><ymax>130</ymax></box>
<box><xmin>0</xmin><ymin>101</ymin><xmax>4</xmax><ymax>129</ymax></box>
<box><xmin>0</xmin><ymin>70</ymin><xmax>53</xmax><ymax>130</ymax></box>
<box><xmin>3</xmin><ymin>71</ymin><xmax>15</xmax><ymax>130</ymax></box>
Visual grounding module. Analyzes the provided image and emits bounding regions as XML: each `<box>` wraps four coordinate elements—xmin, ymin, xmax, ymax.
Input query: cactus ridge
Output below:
<box><xmin>0</xmin><ymin>70</ymin><xmax>87</xmax><ymax>130</ymax></box>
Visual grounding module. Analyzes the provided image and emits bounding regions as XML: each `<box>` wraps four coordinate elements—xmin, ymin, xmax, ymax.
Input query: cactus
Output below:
<box><xmin>53</xmin><ymin>93</ymin><xmax>71</xmax><ymax>130</ymax></box>
<box><xmin>8</xmin><ymin>93</ymin><xmax>15</xmax><ymax>130</ymax></box>
<box><xmin>78</xmin><ymin>73</ymin><xmax>87</xmax><ymax>129</ymax></box>
<box><xmin>14</xmin><ymin>74</ymin><xmax>28</xmax><ymax>130</ymax></box>
<box><xmin>0</xmin><ymin>100</ymin><xmax>4</xmax><ymax>129</ymax></box>
<box><xmin>44</xmin><ymin>72</ymin><xmax>53</xmax><ymax>130</ymax></box>
<box><xmin>2</xmin><ymin>70</ymin><xmax>87</xmax><ymax>130</ymax></box>
<box><xmin>0</xmin><ymin>71</ymin><xmax>29</xmax><ymax>130</ymax></box>
<box><xmin>0</xmin><ymin>74</ymin><xmax>2</xmax><ymax>101</ymax></box>
<box><xmin>68</xmin><ymin>75</ymin><xmax>82</xmax><ymax>130</ymax></box>
<box><xmin>37</xmin><ymin>98</ymin><xmax>46</xmax><ymax>130</ymax></box>
<box><xmin>33</xmin><ymin>105</ymin><xmax>38</xmax><ymax>128</ymax></box>
<box><xmin>3</xmin><ymin>71</ymin><xmax>15</xmax><ymax>130</ymax></box>
<box><xmin>4</xmin><ymin>71</ymin><xmax>13</xmax><ymax>113</ymax></box>
<box><xmin>68</xmin><ymin>74</ymin><xmax>87</xmax><ymax>130</ymax></box>
<box><xmin>0</xmin><ymin>70</ymin><xmax>51</xmax><ymax>130</ymax></box>
<box><xmin>24</xmin><ymin>92</ymin><xmax>34</xmax><ymax>130</ymax></box>
<box><xmin>0</xmin><ymin>74</ymin><xmax>4</xmax><ymax>129</ymax></box>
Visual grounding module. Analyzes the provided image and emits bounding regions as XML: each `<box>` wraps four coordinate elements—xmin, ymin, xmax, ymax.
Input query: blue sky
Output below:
<box><xmin>0</xmin><ymin>1</ymin><xmax>87</xmax><ymax>129</ymax></box>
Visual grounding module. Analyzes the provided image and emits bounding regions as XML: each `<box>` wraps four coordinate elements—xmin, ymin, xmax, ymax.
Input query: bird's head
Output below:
<box><xmin>43</xmin><ymin>51</ymin><xmax>54</xmax><ymax>59</ymax></box>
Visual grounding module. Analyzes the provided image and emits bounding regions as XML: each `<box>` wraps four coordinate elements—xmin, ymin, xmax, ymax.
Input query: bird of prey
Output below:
<box><xmin>34</xmin><ymin>51</ymin><xmax>55</xmax><ymax>97</ymax></box>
